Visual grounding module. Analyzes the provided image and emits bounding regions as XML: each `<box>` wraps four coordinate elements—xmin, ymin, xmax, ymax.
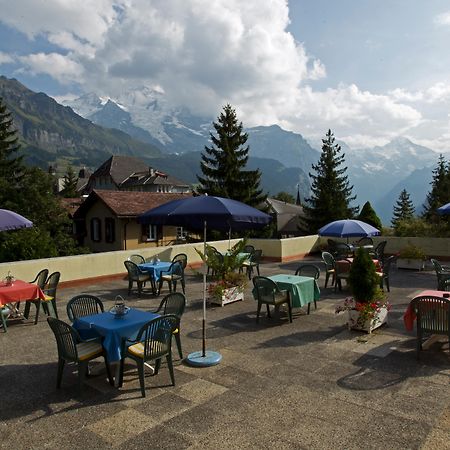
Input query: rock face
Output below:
<box><xmin>0</xmin><ymin>76</ymin><xmax>162</xmax><ymax>170</ymax></box>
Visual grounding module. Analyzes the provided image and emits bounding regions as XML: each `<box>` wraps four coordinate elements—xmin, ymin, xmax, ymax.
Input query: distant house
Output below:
<box><xmin>83</xmin><ymin>155</ymin><xmax>190</xmax><ymax>194</ymax></box>
<box><xmin>265</xmin><ymin>198</ymin><xmax>306</xmax><ymax>238</ymax></box>
<box><xmin>73</xmin><ymin>190</ymin><xmax>192</xmax><ymax>252</ymax></box>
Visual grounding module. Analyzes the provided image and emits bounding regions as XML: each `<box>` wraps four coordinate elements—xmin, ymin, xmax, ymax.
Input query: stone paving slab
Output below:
<box><xmin>1</xmin><ymin>260</ymin><xmax>449</xmax><ymax>449</ymax></box>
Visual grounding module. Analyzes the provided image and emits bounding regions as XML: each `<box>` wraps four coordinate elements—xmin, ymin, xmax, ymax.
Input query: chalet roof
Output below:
<box><xmin>265</xmin><ymin>198</ymin><xmax>304</xmax><ymax>216</ymax></box>
<box><xmin>121</xmin><ymin>171</ymin><xmax>189</xmax><ymax>188</ymax></box>
<box><xmin>59</xmin><ymin>197</ymin><xmax>84</xmax><ymax>218</ymax></box>
<box><xmin>74</xmin><ymin>190</ymin><xmax>192</xmax><ymax>219</ymax></box>
<box><xmin>91</xmin><ymin>155</ymin><xmax>148</xmax><ymax>186</ymax></box>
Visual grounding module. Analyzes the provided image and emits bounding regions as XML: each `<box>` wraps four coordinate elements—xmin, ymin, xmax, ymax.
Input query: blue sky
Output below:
<box><xmin>0</xmin><ymin>0</ymin><xmax>450</xmax><ymax>151</ymax></box>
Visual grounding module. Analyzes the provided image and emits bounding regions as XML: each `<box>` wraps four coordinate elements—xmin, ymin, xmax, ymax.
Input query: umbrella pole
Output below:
<box><xmin>185</xmin><ymin>219</ymin><xmax>222</xmax><ymax>367</ymax></box>
<box><xmin>202</xmin><ymin>220</ymin><xmax>207</xmax><ymax>357</ymax></box>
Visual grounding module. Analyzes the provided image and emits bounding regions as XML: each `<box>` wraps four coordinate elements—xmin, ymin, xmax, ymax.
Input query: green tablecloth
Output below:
<box><xmin>268</xmin><ymin>274</ymin><xmax>320</xmax><ymax>308</ymax></box>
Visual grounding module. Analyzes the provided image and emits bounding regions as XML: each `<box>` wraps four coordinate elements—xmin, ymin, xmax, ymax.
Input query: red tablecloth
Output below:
<box><xmin>403</xmin><ymin>290</ymin><xmax>448</xmax><ymax>331</ymax></box>
<box><xmin>0</xmin><ymin>280</ymin><xmax>46</xmax><ymax>306</ymax></box>
<box><xmin>336</xmin><ymin>258</ymin><xmax>381</xmax><ymax>272</ymax></box>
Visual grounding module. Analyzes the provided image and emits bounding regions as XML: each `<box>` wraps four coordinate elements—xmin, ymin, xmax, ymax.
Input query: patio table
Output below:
<box><xmin>268</xmin><ymin>274</ymin><xmax>320</xmax><ymax>309</ymax></box>
<box><xmin>403</xmin><ymin>289</ymin><xmax>449</xmax><ymax>331</ymax></box>
<box><xmin>0</xmin><ymin>279</ymin><xmax>46</xmax><ymax>320</ymax></box>
<box><xmin>336</xmin><ymin>258</ymin><xmax>381</xmax><ymax>273</ymax></box>
<box><xmin>138</xmin><ymin>261</ymin><xmax>172</xmax><ymax>282</ymax></box>
<box><xmin>73</xmin><ymin>308</ymin><xmax>159</xmax><ymax>363</ymax></box>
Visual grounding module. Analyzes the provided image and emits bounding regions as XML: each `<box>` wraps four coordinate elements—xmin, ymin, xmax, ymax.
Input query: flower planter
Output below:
<box><xmin>209</xmin><ymin>286</ymin><xmax>244</xmax><ymax>307</ymax></box>
<box><xmin>347</xmin><ymin>305</ymin><xmax>389</xmax><ymax>333</ymax></box>
<box><xmin>397</xmin><ymin>258</ymin><xmax>424</xmax><ymax>271</ymax></box>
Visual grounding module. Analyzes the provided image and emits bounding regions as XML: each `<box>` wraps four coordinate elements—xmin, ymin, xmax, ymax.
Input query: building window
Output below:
<box><xmin>90</xmin><ymin>218</ymin><xmax>101</xmax><ymax>242</ymax></box>
<box><xmin>176</xmin><ymin>226</ymin><xmax>187</xmax><ymax>240</ymax></box>
<box><xmin>143</xmin><ymin>224</ymin><xmax>158</xmax><ymax>241</ymax></box>
<box><xmin>105</xmin><ymin>218</ymin><xmax>115</xmax><ymax>243</ymax></box>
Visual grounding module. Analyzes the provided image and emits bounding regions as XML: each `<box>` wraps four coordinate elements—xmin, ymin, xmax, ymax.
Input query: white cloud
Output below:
<box><xmin>1</xmin><ymin>0</ymin><xmax>449</xmax><ymax>150</ymax></box>
<box><xmin>434</xmin><ymin>11</ymin><xmax>450</xmax><ymax>26</ymax></box>
<box><xmin>19</xmin><ymin>53</ymin><xmax>84</xmax><ymax>84</ymax></box>
<box><xmin>0</xmin><ymin>52</ymin><xmax>14</xmax><ymax>64</ymax></box>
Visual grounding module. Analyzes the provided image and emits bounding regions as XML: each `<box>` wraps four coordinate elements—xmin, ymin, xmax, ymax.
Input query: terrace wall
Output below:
<box><xmin>1</xmin><ymin>235</ymin><xmax>448</xmax><ymax>286</ymax></box>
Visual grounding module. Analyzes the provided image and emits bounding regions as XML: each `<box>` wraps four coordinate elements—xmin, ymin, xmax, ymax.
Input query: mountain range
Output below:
<box><xmin>0</xmin><ymin>76</ymin><xmax>441</xmax><ymax>224</ymax></box>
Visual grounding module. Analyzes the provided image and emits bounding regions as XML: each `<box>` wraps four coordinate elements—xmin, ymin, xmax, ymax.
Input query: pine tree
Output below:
<box><xmin>303</xmin><ymin>129</ymin><xmax>357</xmax><ymax>232</ymax></box>
<box><xmin>61</xmin><ymin>165</ymin><xmax>79</xmax><ymax>198</ymax></box>
<box><xmin>358</xmin><ymin>201</ymin><xmax>382</xmax><ymax>230</ymax></box>
<box><xmin>422</xmin><ymin>155</ymin><xmax>450</xmax><ymax>221</ymax></box>
<box><xmin>392</xmin><ymin>189</ymin><xmax>415</xmax><ymax>228</ymax></box>
<box><xmin>0</xmin><ymin>97</ymin><xmax>25</xmax><ymax>196</ymax></box>
<box><xmin>197</xmin><ymin>104</ymin><xmax>266</xmax><ymax>207</ymax></box>
<box><xmin>0</xmin><ymin>99</ymin><xmax>85</xmax><ymax>261</ymax></box>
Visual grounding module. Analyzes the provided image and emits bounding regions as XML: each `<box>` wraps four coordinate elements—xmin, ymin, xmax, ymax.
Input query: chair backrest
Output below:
<box><xmin>252</xmin><ymin>276</ymin><xmax>280</xmax><ymax>304</ymax></box>
<box><xmin>135</xmin><ymin>315</ymin><xmax>178</xmax><ymax>361</ymax></box>
<box><xmin>412</xmin><ymin>296</ymin><xmax>450</xmax><ymax>334</ymax></box>
<box><xmin>124</xmin><ymin>260</ymin><xmax>140</xmax><ymax>279</ymax></box>
<box><xmin>172</xmin><ymin>253</ymin><xmax>187</xmax><ymax>269</ymax></box>
<box><xmin>243</xmin><ymin>245</ymin><xmax>255</xmax><ymax>254</ymax></box>
<box><xmin>382</xmin><ymin>255</ymin><xmax>396</xmax><ymax>275</ymax></box>
<box><xmin>295</xmin><ymin>264</ymin><xmax>320</xmax><ymax>279</ymax></box>
<box><xmin>374</xmin><ymin>241</ymin><xmax>387</xmax><ymax>260</ymax></box>
<box><xmin>128</xmin><ymin>254</ymin><xmax>145</xmax><ymax>265</ymax></box>
<box><xmin>334</xmin><ymin>243</ymin><xmax>352</xmax><ymax>259</ymax></box>
<box><xmin>322</xmin><ymin>251</ymin><xmax>336</xmax><ymax>270</ymax></box>
<box><xmin>47</xmin><ymin>317</ymin><xmax>79</xmax><ymax>362</ymax></box>
<box><xmin>31</xmin><ymin>268</ymin><xmax>49</xmax><ymax>289</ymax></box>
<box><xmin>156</xmin><ymin>292</ymin><xmax>186</xmax><ymax>318</ymax></box>
<box><xmin>357</xmin><ymin>237</ymin><xmax>373</xmax><ymax>246</ymax></box>
<box><xmin>67</xmin><ymin>294</ymin><xmax>104</xmax><ymax>322</ymax></box>
<box><xmin>45</xmin><ymin>272</ymin><xmax>61</xmax><ymax>298</ymax></box>
<box><xmin>250</xmin><ymin>249</ymin><xmax>262</xmax><ymax>263</ymax></box>
<box><xmin>431</xmin><ymin>258</ymin><xmax>443</xmax><ymax>274</ymax></box>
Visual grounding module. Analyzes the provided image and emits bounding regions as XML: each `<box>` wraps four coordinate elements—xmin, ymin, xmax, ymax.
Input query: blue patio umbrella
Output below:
<box><xmin>139</xmin><ymin>195</ymin><xmax>272</xmax><ymax>367</ymax></box>
<box><xmin>318</xmin><ymin>219</ymin><xmax>380</xmax><ymax>240</ymax></box>
<box><xmin>0</xmin><ymin>209</ymin><xmax>33</xmax><ymax>231</ymax></box>
<box><xmin>436</xmin><ymin>202</ymin><xmax>450</xmax><ymax>215</ymax></box>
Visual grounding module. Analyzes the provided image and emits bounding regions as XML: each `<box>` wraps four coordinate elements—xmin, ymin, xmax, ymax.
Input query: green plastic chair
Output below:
<box><xmin>128</xmin><ymin>254</ymin><xmax>145</xmax><ymax>265</ymax></box>
<box><xmin>158</xmin><ymin>261</ymin><xmax>184</xmax><ymax>295</ymax></box>
<box><xmin>124</xmin><ymin>260</ymin><xmax>151</xmax><ymax>297</ymax></box>
<box><xmin>26</xmin><ymin>271</ymin><xmax>59</xmax><ymax>324</ymax></box>
<box><xmin>47</xmin><ymin>317</ymin><xmax>112</xmax><ymax>389</ymax></box>
<box><xmin>252</xmin><ymin>276</ymin><xmax>292</xmax><ymax>323</ymax></box>
<box><xmin>119</xmin><ymin>315</ymin><xmax>178</xmax><ymax>397</ymax></box>
<box><xmin>0</xmin><ymin>305</ymin><xmax>11</xmax><ymax>332</ymax></box>
<box><xmin>241</xmin><ymin>249</ymin><xmax>262</xmax><ymax>279</ymax></box>
<box><xmin>23</xmin><ymin>268</ymin><xmax>49</xmax><ymax>322</ymax></box>
<box><xmin>430</xmin><ymin>259</ymin><xmax>450</xmax><ymax>291</ymax></box>
<box><xmin>295</xmin><ymin>264</ymin><xmax>320</xmax><ymax>314</ymax></box>
<box><xmin>67</xmin><ymin>294</ymin><xmax>104</xmax><ymax>322</ymax></box>
<box><xmin>376</xmin><ymin>255</ymin><xmax>396</xmax><ymax>292</ymax></box>
<box><xmin>321</xmin><ymin>252</ymin><xmax>336</xmax><ymax>288</ymax></box>
<box><xmin>411</xmin><ymin>295</ymin><xmax>450</xmax><ymax>359</ymax></box>
<box><xmin>154</xmin><ymin>292</ymin><xmax>186</xmax><ymax>359</ymax></box>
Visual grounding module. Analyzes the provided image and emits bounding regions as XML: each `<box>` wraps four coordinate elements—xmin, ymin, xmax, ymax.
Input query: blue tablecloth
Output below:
<box><xmin>267</xmin><ymin>274</ymin><xmax>320</xmax><ymax>308</ymax></box>
<box><xmin>138</xmin><ymin>261</ymin><xmax>172</xmax><ymax>281</ymax></box>
<box><xmin>73</xmin><ymin>308</ymin><xmax>159</xmax><ymax>362</ymax></box>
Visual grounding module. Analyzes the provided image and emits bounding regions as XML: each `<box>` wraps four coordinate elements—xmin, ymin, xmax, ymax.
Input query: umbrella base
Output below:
<box><xmin>185</xmin><ymin>350</ymin><xmax>222</xmax><ymax>367</ymax></box>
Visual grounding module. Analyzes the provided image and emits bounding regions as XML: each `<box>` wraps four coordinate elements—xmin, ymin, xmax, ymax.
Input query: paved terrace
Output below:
<box><xmin>1</xmin><ymin>259</ymin><xmax>449</xmax><ymax>450</ymax></box>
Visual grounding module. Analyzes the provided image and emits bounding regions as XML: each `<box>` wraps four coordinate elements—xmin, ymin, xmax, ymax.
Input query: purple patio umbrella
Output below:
<box><xmin>436</xmin><ymin>202</ymin><xmax>450</xmax><ymax>215</ymax></box>
<box><xmin>0</xmin><ymin>209</ymin><xmax>33</xmax><ymax>231</ymax></box>
<box><xmin>318</xmin><ymin>219</ymin><xmax>380</xmax><ymax>241</ymax></box>
<box><xmin>139</xmin><ymin>195</ymin><xmax>272</xmax><ymax>367</ymax></box>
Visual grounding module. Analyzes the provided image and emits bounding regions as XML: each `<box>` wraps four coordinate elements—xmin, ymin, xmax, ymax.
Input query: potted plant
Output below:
<box><xmin>397</xmin><ymin>243</ymin><xmax>426</xmax><ymax>270</ymax></box>
<box><xmin>196</xmin><ymin>240</ymin><xmax>248</xmax><ymax>307</ymax></box>
<box><xmin>335</xmin><ymin>247</ymin><xmax>390</xmax><ymax>333</ymax></box>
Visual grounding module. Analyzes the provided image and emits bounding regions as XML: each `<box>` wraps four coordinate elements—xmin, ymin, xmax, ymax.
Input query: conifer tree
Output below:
<box><xmin>422</xmin><ymin>154</ymin><xmax>450</xmax><ymax>221</ymax></box>
<box><xmin>197</xmin><ymin>104</ymin><xmax>266</xmax><ymax>207</ymax></box>
<box><xmin>61</xmin><ymin>165</ymin><xmax>79</xmax><ymax>198</ymax></box>
<box><xmin>392</xmin><ymin>189</ymin><xmax>415</xmax><ymax>228</ymax></box>
<box><xmin>303</xmin><ymin>129</ymin><xmax>357</xmax><ymax>232</ymax></box>
<box><xmin>0</xmin><ymin>98</ymin><xmax>85</xmax><ymax>261</ymax></box>
<box><xmin>358</xmin><ymin>201</ymin><xmax>382</xmax><ymax>230</ymax></box>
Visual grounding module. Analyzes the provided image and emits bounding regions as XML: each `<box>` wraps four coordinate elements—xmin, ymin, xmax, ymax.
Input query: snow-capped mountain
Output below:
<box><xmin>63</xmin><ymin>89</ymin><xmax>441</xmax><ymax>224</ymax></box>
